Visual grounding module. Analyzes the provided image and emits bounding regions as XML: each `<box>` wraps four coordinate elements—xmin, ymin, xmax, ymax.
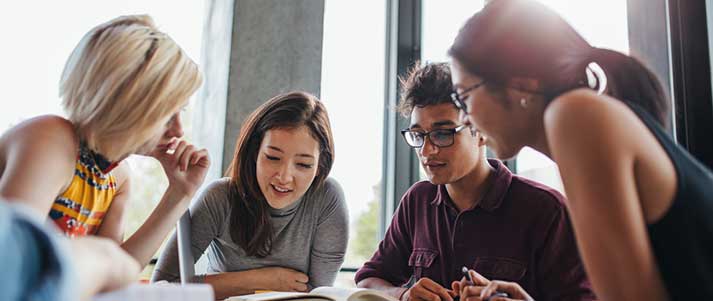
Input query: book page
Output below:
<box><xmin>311</xmin><ymin>287</ymin><xmax>398</xmax><ymax>301</ymax></box>
<box><xmin>225</xmin><ymin>291</ymin><xmax>333</xmax><ymax>301</ymax></box>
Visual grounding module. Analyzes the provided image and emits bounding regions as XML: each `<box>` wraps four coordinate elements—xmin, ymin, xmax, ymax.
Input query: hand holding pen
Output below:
<box><xmin>453</xmin><ymin>266</ymin><xmax>534</xmax><ymax>301</ymax></box>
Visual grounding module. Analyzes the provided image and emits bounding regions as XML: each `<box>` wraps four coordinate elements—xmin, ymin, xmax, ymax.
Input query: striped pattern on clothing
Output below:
<box><xmin>49</xmin><ymin>143</ymin><xmax>117</xmax><ymax>237</ymax></box>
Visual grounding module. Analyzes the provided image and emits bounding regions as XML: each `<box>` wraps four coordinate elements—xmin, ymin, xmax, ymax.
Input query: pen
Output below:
<box><xmin>460</xmin><ymin>267</ymin><xmax>509</xmax><ymax>301</ymax></box>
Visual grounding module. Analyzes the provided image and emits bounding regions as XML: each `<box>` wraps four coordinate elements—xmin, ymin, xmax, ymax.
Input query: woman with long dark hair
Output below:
<box><xmin>153</xmin><ymin>91</ymin><xmax>348</xmax><ymax>300</ymax></box>
<box><xmin>448</xmin><ymin>0</ymin><xmax>712</xmax><ymax>300</ymax></box>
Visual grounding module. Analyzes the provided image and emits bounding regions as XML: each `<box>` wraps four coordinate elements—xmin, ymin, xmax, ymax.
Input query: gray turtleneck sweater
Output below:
<box><xmin>151</xmin><ymin>177</ymin><xmax>348</xmax><ymax>288</ymax></box>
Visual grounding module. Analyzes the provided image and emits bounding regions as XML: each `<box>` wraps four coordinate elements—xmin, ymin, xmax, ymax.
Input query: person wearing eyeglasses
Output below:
<box><xmin>448</xmin><ymin>0</ymin><xmax>713</xmax><ymax>300</ymax></box>
<box><xmin>354</xmin><ymin>62</ymin><xmax>594</xmax><ymax>301</ymax></box>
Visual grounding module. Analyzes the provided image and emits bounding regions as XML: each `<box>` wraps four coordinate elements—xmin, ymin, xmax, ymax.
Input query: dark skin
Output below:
<box><xmin>358</xmin><ymin>103</ymin><xmax>492</xmax><ymax>301</ymax></box>
<box><xmin>451</xmin><ymin>57</ymin><xmax>673</xmax><ymax>300</ymax></box>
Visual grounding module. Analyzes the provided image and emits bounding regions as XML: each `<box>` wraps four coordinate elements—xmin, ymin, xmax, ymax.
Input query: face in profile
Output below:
<box><xmin>450</xmin><ymin>59</ymin><xmax>523</xmax><ymax>160</ymax></box>
<box><xmin>409</xmin><ymin>102</ymin><xmax>484</xmax><ymax>185</ymax></box>
<box><xmin>256</xmin><ymin>125</ymin><xmax>320</xmax><ymax>209</ymax></box>
<box><xmin>135</xmin><ymin>110</ymin><xmax>185</xmax><ymax>156</ymax></box>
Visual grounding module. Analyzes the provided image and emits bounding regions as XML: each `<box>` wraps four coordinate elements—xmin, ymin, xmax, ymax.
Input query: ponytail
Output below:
<box><xmin>449</xmin><ymin>0</ymin><xmax>670</xmax><ymax>128</ymax></box>
<box><xmin>588</xmin><ymin>48</ymin><xmax>670</xmax><ymax>127</ymax></box>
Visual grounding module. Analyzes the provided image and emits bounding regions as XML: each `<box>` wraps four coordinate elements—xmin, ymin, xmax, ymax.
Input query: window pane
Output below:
<box><xmin>422</xmin><ymin>0</ymin><xmax>485</xmax><ymax>64</ymax></box>
<box><xmin>516</xmin><ymin>0</ymin><xmax>629</xmax><ymax>193</ymax></box>
<box><xmin>321</xmin><ymin>0</ymin><xmax>386</xmax><ymax>287</ymax></box>
<box><xmin>420</xmin><ymin>0</ymin><xmax>486</xmax><ymax>181</ymax></box>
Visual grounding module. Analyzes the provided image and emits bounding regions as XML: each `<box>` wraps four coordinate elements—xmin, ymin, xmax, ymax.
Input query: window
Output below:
<box><xmin>321</xmin><ymin>1</ymin><xmax>387</xmax><ymax>288</ymax></box>
<box><xmin>0</xmin><ymin>0</ymin><xmax>206</xmax><ymax>280</ymax></box>
<box><xmin>421</xmin><ymin>0</ymin><xmax>485</xmax><ymax>180</ymax></box>
<box><xmin>421</xmin><ymin>0</ymin><xmax>630</xmax><ymax>192</ymax></box>
<box><xmin>516</xmin><ymin>0</ymin><xmax>629</xmax><ymax>193</ymax></box>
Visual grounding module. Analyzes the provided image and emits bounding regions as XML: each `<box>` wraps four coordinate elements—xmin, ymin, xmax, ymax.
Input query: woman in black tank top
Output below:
<box><xmin>446</xmin><ymin>0</ymin><xmax>713</xmax><ymax>300</ymax></box>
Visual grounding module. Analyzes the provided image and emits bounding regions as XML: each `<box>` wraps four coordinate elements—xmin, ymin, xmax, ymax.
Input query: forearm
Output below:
<box><xmin>121</xmin><ymin>187</ymin><xmax>191</xmax><ymax>267</ymax></box>
<box><xmin>357</xmin><ymin>277</ymin><xmax>407</xmax><ymax>300</ymax></box>
<box><xmin>204</xmin><ymin>269</ymin><xmax>271</xmax><ymax>300</ymax></box>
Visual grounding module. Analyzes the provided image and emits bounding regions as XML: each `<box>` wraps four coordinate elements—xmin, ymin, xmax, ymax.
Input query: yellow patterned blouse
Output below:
<box><xmin>49</xmin><ymin>142</ymin><xmax>118</xmax><ymax>237</ymax></box>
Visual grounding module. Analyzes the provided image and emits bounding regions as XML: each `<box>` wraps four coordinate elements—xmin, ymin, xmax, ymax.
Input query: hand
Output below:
<box><xmin>451</xmin><ymin>269</ymin><xmax>490</xmax><ymax>301</ymax></box>
<box><xmin>259</xmin><ymin>267</ymin><xmax>310</xmax><ymax>292</ymax></box>
<box><xmin>478</xmin><ymin>281</ymin><xmax>533</xmax><ymax>301</ymax></box>
<box><xmin>451</xmin><ymin>270</ymin><xmax>532</xmax><ymax>301</ymax></box>
<box><xmin>403</xmin><ymin>278</ymin><xmax>457</xmax><ymax>301</ymax></box>
<box><xmin>71</xmin><ymin>237</ymin><xmax>141</xmax><ymax>297</ymax></box>
<box><xmin>151</xmin><ymin>139</ymin><xmax>210</xmax><ymax>197</ymax></box>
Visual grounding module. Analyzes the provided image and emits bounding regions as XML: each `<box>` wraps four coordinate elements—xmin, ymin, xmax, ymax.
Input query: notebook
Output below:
<box><xmin>225</xmin><ymin>287</ymin><xmax>399</xmax><ymax>301</ymax></box>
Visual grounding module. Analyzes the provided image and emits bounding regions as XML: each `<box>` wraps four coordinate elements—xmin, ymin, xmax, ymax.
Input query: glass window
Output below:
<box><xmin>422</xmin><ymin>0</ymin><xmax>629</xmax><ymax>192</ymax></box>
<box><xmin>516</xmin><ymin>0</ymin><xmax>629</xmax><ymax>193</ymax></box>
<box><xmin>0</xmin><ymin>0</ymin><xmax>206</xmax><ymax>280</ymax></box>
<box><xmin>321</xmin><ymin>1</ymin><xmax>387</xmax><ymax>288</ymax></box>
<box><xmin>420</xmin><ymin>0</ymin><xmax>486</xmax><ymax>180</ymax></box>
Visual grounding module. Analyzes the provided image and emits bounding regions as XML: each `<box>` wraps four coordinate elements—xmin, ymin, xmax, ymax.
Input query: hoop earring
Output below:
<box><xmin>520</xmin><ymin>98</ymin><xmax>528</xmax><ymax>109</ymax></box>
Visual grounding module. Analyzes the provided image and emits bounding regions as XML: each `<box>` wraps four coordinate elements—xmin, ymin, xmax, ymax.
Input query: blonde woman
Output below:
<box><xmin>0</xmin><ymin>14</ymin><xmax>209</xmax><ymax>293</ymax></box>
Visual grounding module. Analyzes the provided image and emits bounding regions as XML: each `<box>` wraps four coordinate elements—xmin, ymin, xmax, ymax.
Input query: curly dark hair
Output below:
<box><xmin>397</xmin><ymin>61</ymin><xmax>457</xmax><ymax>117</ymax></box>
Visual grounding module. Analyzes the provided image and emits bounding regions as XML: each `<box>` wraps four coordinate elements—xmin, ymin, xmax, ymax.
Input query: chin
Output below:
<box><xmin>493</xmin><ymin>147</ymin><xmax>520</xmax><ymax>161</ymax></box>
<box><xmin>426</xmin><ymin>175</ymin><xmax>448</xmax><ymax>185</ymax></box>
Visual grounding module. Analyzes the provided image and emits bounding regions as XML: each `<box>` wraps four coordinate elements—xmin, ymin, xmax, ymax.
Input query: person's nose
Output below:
<box><xmin>419</xmin><ymin>135</ymin><xmax>439</xmax><ymax>157</ymax></box>
<box><xmin>165</xmin><ymin>113</ymin><xmax>184</xmax><ymax>139</ymax></box>
<box><xmin>275</xmin><ymin>162</ymin><xmax>294</xmax><ymax>185</ymax></box>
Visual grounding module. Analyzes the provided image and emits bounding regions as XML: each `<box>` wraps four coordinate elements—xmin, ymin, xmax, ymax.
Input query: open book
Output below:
<box><xmin>225</xmin><ymin>287</ymin><xmax>399</xmax><ymax>301</ymax></box>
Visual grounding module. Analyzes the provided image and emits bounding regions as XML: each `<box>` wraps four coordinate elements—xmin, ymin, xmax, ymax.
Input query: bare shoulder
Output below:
<box><xmin>545</xmin><ymin>89</ymin><xmax>626</xmax><ymax>128</ymax></box>
<box><xmin>2</xmin><ymin>115</ymin><xmax>78</xmax><ymax>156</ymax></box>
<box><xmin>112</xmin><ymin>160</ymin><xmax>133</xmax><ymax>191</ymax></box>
<box><xmin>544</xmin><ymin>89</ymin><xmax>639</xmax><ymax>144</ymax></box>
<box><xmin>0</xmin><ymin>116</ymin><xmax>79</xmax><ymax>212</ymax></box>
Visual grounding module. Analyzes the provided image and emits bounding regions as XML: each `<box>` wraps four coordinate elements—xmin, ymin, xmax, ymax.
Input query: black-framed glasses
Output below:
<box><xmin>400</xmin><ymin>124</ymin><xmax>468</xmax><ymax>148</ymax></box>
<box><xmin>450</xmin><ymin>81</ymin><xmax>486</xmax><ymax>112</ymax></box>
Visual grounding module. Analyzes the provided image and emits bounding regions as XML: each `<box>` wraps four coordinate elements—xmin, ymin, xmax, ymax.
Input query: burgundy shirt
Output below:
<box><xmin>355</xmin><ymin>160</ymin><xmax>594</xmax><ymax>301</ymax></box>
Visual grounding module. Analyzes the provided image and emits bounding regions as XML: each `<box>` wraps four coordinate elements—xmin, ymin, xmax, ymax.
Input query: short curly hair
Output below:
<box><xmin>397</xmin><ymin>61</ymin><xmax>456</xmax><ymax>117</ymax></box>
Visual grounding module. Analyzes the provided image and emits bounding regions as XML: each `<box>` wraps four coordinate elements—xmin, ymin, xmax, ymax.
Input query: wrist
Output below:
<box><xmin>165</xmin><ymin>185</ymin><xmax>193</xmax><ymax>202</ymax></box>
<box><xmin>240</xmin><ymin>268</ymin><xmax>270</xmax><ymax>290</ymax></box>
<box><xmin>397</xmin><ymin>287</ymin><xmax>409</xmax><ymax>301</ymax></box>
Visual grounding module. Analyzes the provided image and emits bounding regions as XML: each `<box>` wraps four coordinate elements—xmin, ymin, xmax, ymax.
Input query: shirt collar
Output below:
<box><xmin>431</xmin><ymin>159</ymin><xmax>513</xmax><ymax>212</ymax></box>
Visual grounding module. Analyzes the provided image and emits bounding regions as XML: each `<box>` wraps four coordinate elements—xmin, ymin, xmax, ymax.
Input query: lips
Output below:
<box><xmin>423</xmin><ymin>161</ymin><xmax>446</xmax><ymax>167</ymax></box>
<box><xmin>271</xmin><ymin>184</ymin><xmax>293</xmax><ymax>194</ymax></box>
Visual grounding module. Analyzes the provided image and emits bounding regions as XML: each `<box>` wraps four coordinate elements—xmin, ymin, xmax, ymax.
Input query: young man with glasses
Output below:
<box><xmin>355</xmin><ymin>63</ymin><xmax>594</xmax><ymax>301</ymax></box>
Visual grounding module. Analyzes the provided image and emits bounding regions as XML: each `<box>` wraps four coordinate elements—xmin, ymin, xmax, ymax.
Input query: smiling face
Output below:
<box><xmin>255</xmin><ymin>126</ymin><xmax>320</xmax><ymax>209</ymax></box>
<box><xmin>409</xmin><ymin>102</ymin><xmax>485</xmax><ymax>185</ymax></box>
<box><xmin>450</xmin><ymin>59</ymin><xmax>530</xmax><ymax>160</ymax></box>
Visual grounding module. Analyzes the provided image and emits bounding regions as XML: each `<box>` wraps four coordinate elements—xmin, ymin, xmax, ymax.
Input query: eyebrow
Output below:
<box><xmin>432</xmin><ymin>120</ymin><xmax>457</xmax><ymax>127</ymax></box>
<box><xmin>267</xmin><ymin>145</ymin><xmax>316</xmax><ymax>159</ymax></box>
<box><xmin>409</xmin><ymin>120</ymin><xmax>457</xmax><ymax>130</ymax></box>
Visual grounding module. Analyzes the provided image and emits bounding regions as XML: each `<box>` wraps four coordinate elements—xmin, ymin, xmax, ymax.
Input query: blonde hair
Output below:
<box><xmin>60</xmin><ymin>15</ymin><xmax>202</xmax><ymax>161</ymax></box>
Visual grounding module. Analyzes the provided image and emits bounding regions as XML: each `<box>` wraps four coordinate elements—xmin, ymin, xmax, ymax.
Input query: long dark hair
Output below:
<box><xmin>448</xmin><ymin>0</ymin><xmax>669</xmax><ymax>126</ymax></box>
<box><xmin>226</xmin><ymin>91</ymin><xmax>335</xmax><ymax>257</ymax></box>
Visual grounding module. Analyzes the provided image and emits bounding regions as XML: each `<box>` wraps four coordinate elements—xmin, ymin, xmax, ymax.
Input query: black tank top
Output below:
<box><xmin>627</xmin><ymin>102</ymin><xmax>713</xmax><ymax>299</ymax></box>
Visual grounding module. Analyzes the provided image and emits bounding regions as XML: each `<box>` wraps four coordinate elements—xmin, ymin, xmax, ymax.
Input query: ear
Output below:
<box><xmin>474</xmin><ymin>130</ymin><xmax>487</xmax><ymax>147</ymax></box>
<box><xmin>505</xmin><ymin>77</ymin><xmax>542</xmax><ymax>105</ymax></box>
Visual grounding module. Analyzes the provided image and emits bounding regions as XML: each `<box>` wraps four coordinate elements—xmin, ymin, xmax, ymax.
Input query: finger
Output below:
<box><xmin>484</xmin><ymin>297</ymin><xmax>513</xmax><ymax>301</ymax></box>
<box><xmin>461</xmin><ymin>286</ymin><xmax>485</xmax><ymax>300</ymax></box>
<box><xmin>468</xmin><ymin>270</ymin><xmax>490</xmax><ymax>286</ymax></box>
<box><xmin>296</xmin><ymin>273</ymin><xmax>309</xmax><ymax>283</ymax></box>
<box><xmin>293</xmin><ymin>282</ymin><xmax>308</xmax><ymax>292</ymax></box>
<box><xmin>171</xmin><ymin>140</ymin><xmax>189</xmax><ymax>163</ymax></box>
<box><xmin>178</xmin><ymin>145</ymin><xmax>196</xmax><ymax>171</ymax></box>
<box><xmin>451</xmin><ymin>281</ymin><xmax>461</xmax><ymax>297</ymax></box>
<box><xmin>480</xmin><ymin>281</ymin><xmax>526</xmax><ymax>300</ymax></box>
<box><xmin>420</xmin><ymin>279</ymin><xmax>453</xmax><ymax>301</ymax></box>
<box><xmin>411</xmin><ymin>285</ymin><xmax>441</xmax><ymax>301</ymax></box>
<box><xmin>193</xmin><ymin>149</ymin><xmax>210</xmax><ymax>167</ymax></box>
